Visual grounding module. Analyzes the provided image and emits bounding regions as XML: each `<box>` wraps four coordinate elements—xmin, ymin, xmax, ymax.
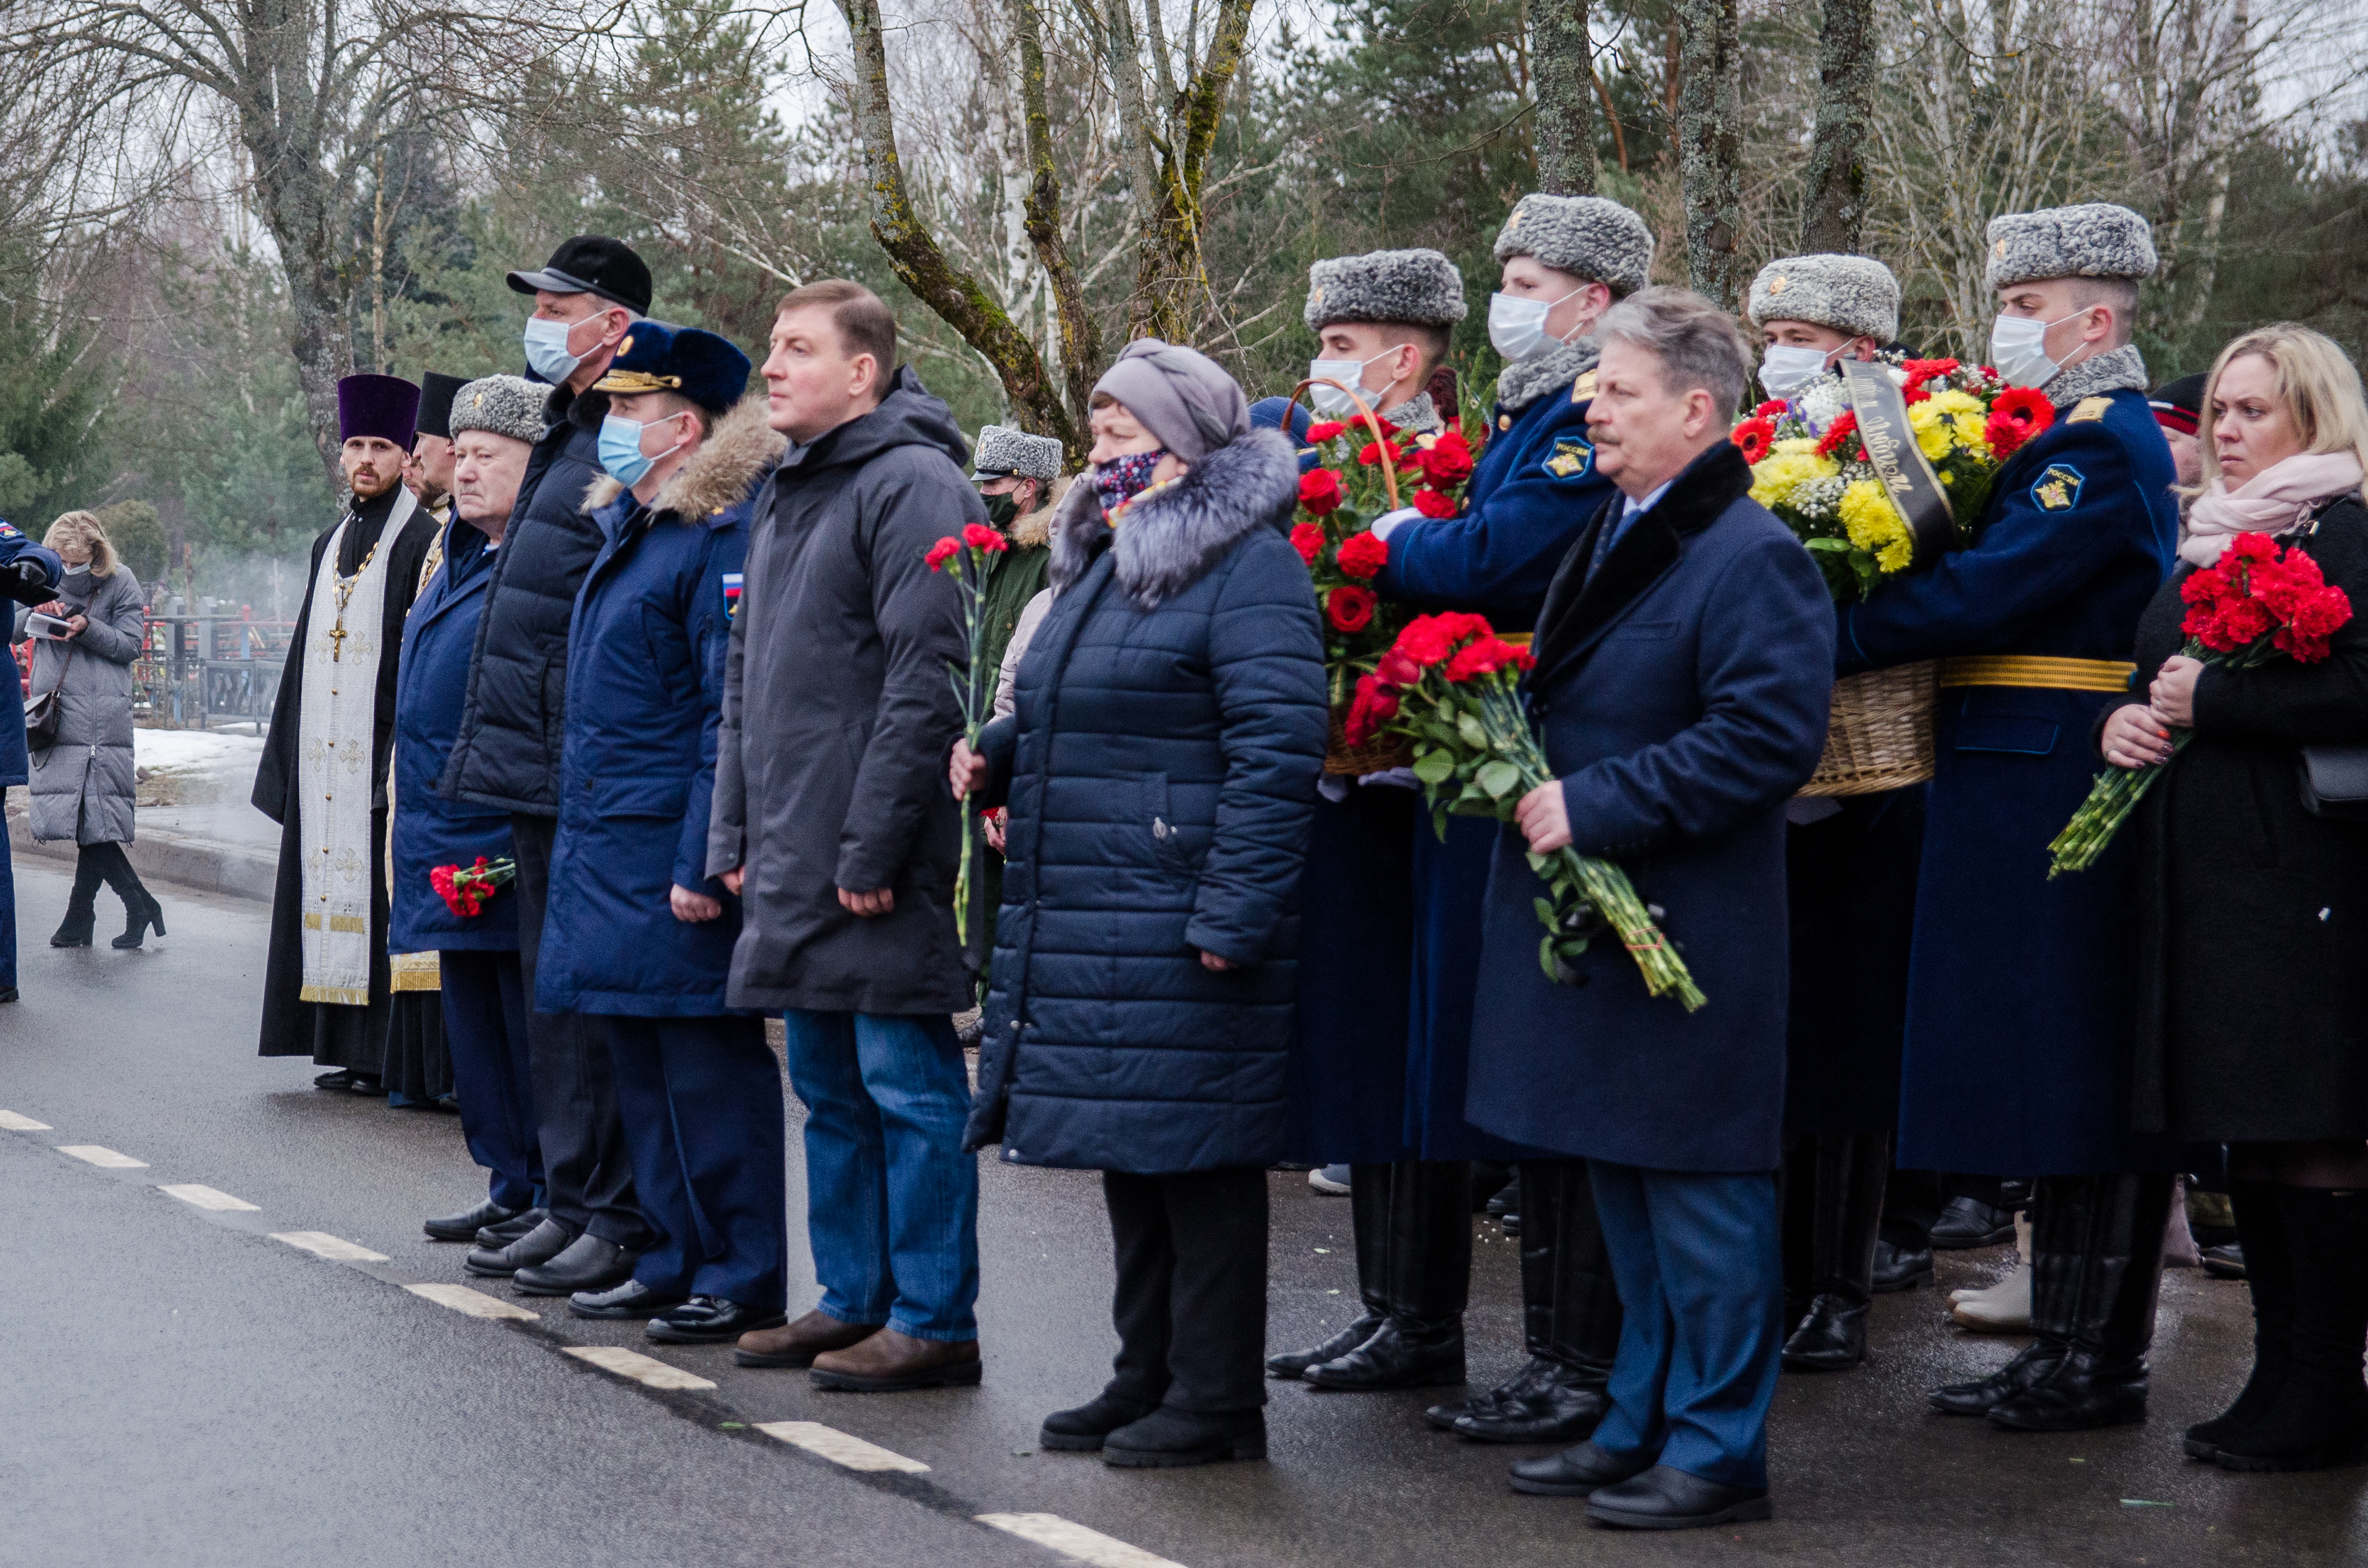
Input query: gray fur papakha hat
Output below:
<box><xmin>1492</xmin><ymin>194</ymin><xmax>1655</xmax><ymax>296</ymax></box>
<box><xmin>448</xmin><ymin>374</ymin><xmax>549</xmax><ymax>445</ymax></box>
<box><xmin>1747</xmin><ymin>254</ymin><xmax>1901</xmax><ymax>343</ymax></box>
<box><xmin>1303</xmin><ymin>249</ymin><xmax>1468</xmax><ymax>330</ymax></box>
<box><xmin>970</xmin><ymin>424</ymin><xmax>1064</xmax><ymax>481</ymax></box>
<box><xmin>1984</xmin><ymin>202</ymin><xmax>2157</xmax><ymax>292</ymax></box>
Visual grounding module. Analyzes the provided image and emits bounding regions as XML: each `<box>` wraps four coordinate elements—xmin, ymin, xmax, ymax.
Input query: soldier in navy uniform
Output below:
<box><xmin>1300</xmin><ymin>197</ymin><xmax>1648</xmax><ymax>1447</ymax></box>
<box><xmin>1741</xmin><ymin>253</ymin><xmax>1927</xmax><ymax>1373</ymax></box>
<box><xmin>1834</xmin><ymin>203</ymin><xmax>2185</xmax><ymax>1433</ymax></box>
<box><xmin>1</xmin><ymin>520</ymin><xmax>65</xmax><ymax>1004</ymax></box>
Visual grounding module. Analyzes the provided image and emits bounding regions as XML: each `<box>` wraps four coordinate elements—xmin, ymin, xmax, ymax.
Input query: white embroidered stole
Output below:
<box><xmin>296</xmin><ymin>489</ymin><xmax>412</xmax><ymax>1005</ymax></box>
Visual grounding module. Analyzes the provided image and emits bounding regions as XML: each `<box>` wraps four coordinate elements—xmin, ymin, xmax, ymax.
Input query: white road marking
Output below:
<box><xmin>159</xmin><ymin>1184</ymin><xmax>260</xmax><ymax>1212</ymax></box>
<box><xmin>563</xmin><ymin>1345</ymin><xmax>717</xmax><ymax>1391</ymax></box>
<box><xmin>976</xmin><ymin>1513</ymin><xmax>1187</xmax><ymax>1568</ymax></box>
<box><xmin>271</xmin><ymin>1232</ymin><xmax>391</xmax><ymax>1263</ymax></box>
<box><xmin>57</xmin><ymin>1145</ymin><xmax>146</xmax><ymax>1168</ymax></box>
<box><xmin>405</xmin><ymin>1282</ymin><xmax>537</xmax><ymax>1320</ymax></box>
<box><xmin>756</xmin><ymin>1421</ymin><xmax>930</xmax><ymax>1473</ymax></box>
<box><xmin>0</xmin><ymin>1110</ymin><xmax>52</xmax><ymax>1130</ymax></box>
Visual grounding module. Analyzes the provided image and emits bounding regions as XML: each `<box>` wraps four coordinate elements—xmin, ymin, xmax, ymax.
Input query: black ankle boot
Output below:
<box><xmin>1304</xmin><ymin>1159</ymin><xmax>1469</xmax><ymax>1391</ymax></box>
<box><xmin>113</xmin><ymin>889</ymin><xmax>164</xmax><ymax>948</ymax></box>
<box><xmin>1988</xmin><ymin>1174</ymin><xmax>2172</xmax><ymax>1432</ymax></box>
<box><xmin>1933</xmin><ymin>1181</ymin><xmax>2080</xmax><ymax>1417</ymax></box>
<box><xmin>1041</xmin><ymin>1390</ymin><xmax>1160</xmax><ymax>1451</ymax></box>
<box><xmin>2211</xmin><ymin>1187</ymin><xmax>2368</xmax><ymax>1472</ymax></box>
<box><xmin>1269</xmin><ymin>1158</ymin><xmax>1391</xmax><ymax>1379</ymax></box>
<box><xmin>1782</xmin><ymin>1133</ymin><xmax>1889</xmax><ymax>1373</ymax></box>
<box><xmin>50</xmin><ymin>858</ymin><xmax>101</xmax><ymax>947</ymax></box>
<box><xmin>2186</xmin><ymin>1181</ymin><xmax>2293</xmax><ymax>1459</ymax></box>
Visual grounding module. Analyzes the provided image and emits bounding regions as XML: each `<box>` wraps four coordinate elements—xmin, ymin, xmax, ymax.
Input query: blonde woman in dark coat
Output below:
<box><xmin>17</xmin><ymin>511</ymin><xmax>164</xmax><ymax>948</ymax></box>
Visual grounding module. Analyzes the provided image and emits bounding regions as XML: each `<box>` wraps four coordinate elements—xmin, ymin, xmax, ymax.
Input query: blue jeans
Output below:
<box><xmin>1587</xmin><ymin>1160</ymin><xmax>1783</xmax><ymax>1490</ymax></box>
<box><xmin>779</xmin><ymin>1010</ymin><xmax>979</xmax><ymax>1342</ymax></box>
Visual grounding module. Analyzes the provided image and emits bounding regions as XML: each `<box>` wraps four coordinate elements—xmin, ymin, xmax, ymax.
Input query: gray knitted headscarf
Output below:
<box><xmin>1091</xmin><ymin>339</ymin><xmax>1250</xmax><ymax>464</ymax></box>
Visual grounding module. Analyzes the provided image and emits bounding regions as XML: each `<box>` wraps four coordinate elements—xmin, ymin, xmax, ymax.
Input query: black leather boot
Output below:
<box><xmin>1987</xmin><ymin>1173</ymin><xmax>2172</xmax><ymax>1432</ymax></box>
<box><xmin>1441</xmin><ymin>1160</ymin><xmax>1619</xmax><ymax>1442</ymax></box>
<box><xmin>49</xmin><ymin>851</ymin><xmax>103</xmax><ymax>947</ymax></box>
<box><xmin>1782</xmin><ymin>1132</ymin><xmax>1889</xmax><ymax>1372</ymax></box>
<box><xmin>1931</xmin><ymin>1180</ymin><xmax>2075</xmax><ymax>1416</ymax></box>
<box><xmin>2210</xmin><ymin>1187</ymin><xmax>2368</xmax><ymax>1471</ymax></box>
<box><xmin>2185</xmin><ymin>1181</ymin><xmax>2293</xmax><ymax>1459</ymax></box>
<box><xmin>1267</xmin><ymin>1159</ymin><xmax>1389</xmax><ymax>1379</ymax></box>
<box><xmin>1304</xmin><ymin>1159</ymin><xmax>1468</xmax><ymax>1390</ymax></box>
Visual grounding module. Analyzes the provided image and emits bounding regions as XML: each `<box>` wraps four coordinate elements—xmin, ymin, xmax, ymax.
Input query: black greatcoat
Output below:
<box><xmin>252</xmin><ymin>485</ymin><xmax>441</xmax><ymax>1066</ymax></box>
<box><xmin>1782</xmin><ymin>786</ymin><xmax>1924</xmax><ymax>1133</ymax></box>
<box><xmin>2124</xmin><ymin>495</ymin><xmax>2368</xmax><ymax>1142</ymax></box>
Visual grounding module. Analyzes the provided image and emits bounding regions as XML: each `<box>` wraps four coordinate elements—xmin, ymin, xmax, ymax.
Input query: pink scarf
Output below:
<box><xmin>2181</xmin><ymin>449</ymin><xmax>2365</xmax><ymax>567</ymax></box>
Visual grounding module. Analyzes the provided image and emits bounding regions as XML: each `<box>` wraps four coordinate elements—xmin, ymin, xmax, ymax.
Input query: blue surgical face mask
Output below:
<box><xmin>523</xmin><ymin>314</ymin><xmax>590</xmax><ymax>383</ymax></box>
<box><xmin>598</xmin><ymin>410</ymin><xmax>690</xmax><ymax>488</ymax></box>
<box><xmin>1307</xmin><ymin>349</ymin><xmax>1397</xmax><ymax>416</ymax></box>
<box><xmin>61</xmin><ymin>561</ymin><xmax>90</xmax><ymax>576</ymax></box>
<box><xmin>1487</xmin><ymin>285</ymin><xmax>1587</xmax><ymax>362</ymax></box>
<box><xmin>1758</xmin><ymin>343</ymin><xmax>1837</xmax><ymax>400</ymax></box>
<box><xmin>1989</xmin><ymin>310</ymin><xmax>2091</xmax><ymax>389</ymax></box>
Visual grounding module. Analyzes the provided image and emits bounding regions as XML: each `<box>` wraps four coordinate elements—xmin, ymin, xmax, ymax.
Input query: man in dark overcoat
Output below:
<box><xmin>1742</xmin><ymin>252</ymin><xmax>1927</xmax><ymax>1373</ymax></box>
<box><xmin>1833</xmin><ymin>203</ymin><xmax>2185</xmax><ymax>1433</ymax></box>
<box><xmin>1467</xmin><ymin>288</ymin><xmax>1834</xmax><ymax>1530</ymax></box>
<box><xmin>1345</xmin><ymin>199</ymin><xmax>1652</xmax><ymax>1444</ymax></box>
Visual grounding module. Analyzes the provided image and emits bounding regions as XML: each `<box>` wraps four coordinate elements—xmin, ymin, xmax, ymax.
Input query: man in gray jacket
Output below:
<box><xmin>714</xmin><ymin>280</ymin><xmax>986</xmax><ymax>1390</ymax></box>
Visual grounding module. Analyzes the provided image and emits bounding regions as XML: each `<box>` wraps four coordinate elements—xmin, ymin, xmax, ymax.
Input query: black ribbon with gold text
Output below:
<box><xmin>1841</xmin><ymin>359</ymin><xmax>1960</xmax><ymax>563</ymax></box>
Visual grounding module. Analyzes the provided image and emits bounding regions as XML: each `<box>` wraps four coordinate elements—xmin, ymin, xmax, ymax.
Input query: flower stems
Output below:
<box><xmin>2047</xmin><ymin>729</ymin><xmax>2192</xmax><ymax>877</ymax></box>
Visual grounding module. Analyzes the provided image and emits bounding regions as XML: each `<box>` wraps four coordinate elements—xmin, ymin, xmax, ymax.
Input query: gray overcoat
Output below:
<box><xmin>18</xmin><ymin>566</ymin><xmax>145</xmax><ymax>844</ymax></box>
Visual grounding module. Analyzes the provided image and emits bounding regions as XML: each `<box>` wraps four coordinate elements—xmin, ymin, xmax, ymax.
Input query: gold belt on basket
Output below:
<box><xmin>1937</xmin><ymin>656</ymin><xmax>2136</xmax><ymax>693</ymax></box>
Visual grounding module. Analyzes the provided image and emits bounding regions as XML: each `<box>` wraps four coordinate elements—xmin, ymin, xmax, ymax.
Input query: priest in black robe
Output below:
<box><xmin>254</xmin><ymin>373</ymin><xmax>443</xmax><ymax>1088</ymax></box>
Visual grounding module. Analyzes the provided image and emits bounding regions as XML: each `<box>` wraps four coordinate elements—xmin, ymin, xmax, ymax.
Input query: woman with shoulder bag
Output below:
<box><xmin>951</xmin><ymin>340</ymin><xmax>1328</xmax><ymax>1468</ymax></box>
<box><xmin>18</xmin><ymin>511</ymin><xmax>164</xmax><ymax>948</ymax></box>
<box><xmin>2097</xmin><ymin>323</ymin><xmax>2368</xmax><ymax>1473</ymax></box>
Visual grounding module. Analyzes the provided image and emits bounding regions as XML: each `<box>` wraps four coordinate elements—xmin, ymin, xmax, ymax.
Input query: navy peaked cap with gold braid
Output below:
<box><xmin>592</xmin><ymin>320</ymin><xmax>753</xmax><ymax>411</ymax></box>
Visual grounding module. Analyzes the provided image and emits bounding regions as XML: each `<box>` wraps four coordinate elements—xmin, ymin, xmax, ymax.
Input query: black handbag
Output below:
<box><xmin>23</xmin><ymin>642</ymin><xmax>74</xmax><ymax>753</ymax></box>
<box><xmin>2298</xmin><ymin>744</ymin><xmax>2368</xmax><ymax>821</ymax></box>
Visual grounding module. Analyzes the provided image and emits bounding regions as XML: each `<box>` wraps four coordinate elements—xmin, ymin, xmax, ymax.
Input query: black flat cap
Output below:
<box><xmin>507</xmin><ymin>235</ymin><xmax>653</xmax><ymax>316</ymax></box>
<box><xmin>414</xmin><ymin>371</ymin><xmax>469</xmax><ymax>441</ymax></box>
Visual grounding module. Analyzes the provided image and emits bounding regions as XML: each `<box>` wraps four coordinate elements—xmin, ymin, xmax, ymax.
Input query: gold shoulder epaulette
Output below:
<box><xmin>2068</xmin><ymin>396</ymin><xmax>2110</xmax><ymax>424</ymax></box>
<box><xmin>1571</xmin><ymin>370</ymin><xmax>1599</xmax><ymax>403</ymax></box>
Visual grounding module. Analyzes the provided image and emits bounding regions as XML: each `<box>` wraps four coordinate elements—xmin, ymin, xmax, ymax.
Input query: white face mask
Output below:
<box><xmin>1487</xmin><ymin>286</ymin><xmax>1587</xmax><ymax>363</ymax></box>
<box><xmin>1307</xmin><ymin>349</ymin><xmax>1398</xmax><ymax>417</ymax></box>
<box><xmin>1758</xmin><ymin>343</ymin><xmax>1837</xmax><ymax>400</ymax></box>
<box><xmin>1989</xmin><ymin>310</ymin><xmax>2091</xmax><ymax>390</ymax></box>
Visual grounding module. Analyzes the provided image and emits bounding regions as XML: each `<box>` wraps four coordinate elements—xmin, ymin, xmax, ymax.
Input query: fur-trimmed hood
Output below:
<box><xmin>584</xmin><ymin>397</ymin><xmax>787</xmax><ymax>522</ymax></box>
<box><xmin>1050</xmin><ymin>428</ymin><xmax>1299</xmax><ymax>608</ymax></box>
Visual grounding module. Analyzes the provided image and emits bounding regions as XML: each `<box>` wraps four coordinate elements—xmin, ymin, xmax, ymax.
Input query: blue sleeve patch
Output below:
<box><xmin>722</xmin><ymin>572</ymin><xmax>743</xmax><ymax>620</ymax></box>
<box><xmin>1542</xmin><ymin>437</ymin><xmax>1594</xmax><ymax>481</ymax></box>
<box><xmin>2031</xmin><ymin>464</ymin><xmax>2086</xmax><ymax>511</ymax></box>
<box><xmin>0</xmin><ymin>519</ymin><xmax>18</xmax><ymax>538</ymax></box>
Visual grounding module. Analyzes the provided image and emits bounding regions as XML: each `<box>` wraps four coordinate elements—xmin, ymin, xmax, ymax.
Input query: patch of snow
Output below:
<box><xmin>136</xmin><ymin>728</ymin><xmax>267</xmax><ymax>776</ymax></box>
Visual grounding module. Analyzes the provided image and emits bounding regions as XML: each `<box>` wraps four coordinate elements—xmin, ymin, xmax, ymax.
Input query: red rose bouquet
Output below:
<box><xmin>2048</xmin><ymin>532</ymin><xmax>2354</xmax><ymax>875</ymax></box>
<box><xmin>431</xmin><ymin>856</ymin><xmax>516</xmax><ymax>917</ymax></box>
<box><xmin>1734</xmin><ymin>355</ymin><xmax>2041</xmax><ymax>602</ymax></box>
<box><xmin>926</xmin><ymin>521</ymin><xmax>1012</xmax><ymax>946</ymax></box>
<box><xmin>1345</xmin><ymin>612</ymin><xmax>1705</xmax><ymax>1008</ymax></box>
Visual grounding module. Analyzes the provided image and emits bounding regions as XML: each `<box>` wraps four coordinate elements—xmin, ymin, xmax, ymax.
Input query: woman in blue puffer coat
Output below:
<box><xmin>953</xmin><ymin>339</ymin><xmax>1327</xmax><ymax>1470</ymax></box>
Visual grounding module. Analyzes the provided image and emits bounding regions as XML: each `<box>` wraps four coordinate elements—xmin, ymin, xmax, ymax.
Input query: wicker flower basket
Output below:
<box><xmin>1325</xmin><ymin>706</ymin><xmax>1414</xmax><ymax>776</ymax></box>
<box><xmin>1797</xmin><ymin>660</ymin><xmax>1939</xmax><ymax>797</ymax></box>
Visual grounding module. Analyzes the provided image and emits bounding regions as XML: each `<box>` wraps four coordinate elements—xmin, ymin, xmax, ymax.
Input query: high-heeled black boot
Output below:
<box><xmin>49</xmin><ymin>850</ymin><xmax>103</xmax><ymax>947</ymax></box>
<box><xmin>92</xmin><ymin>842</ymin><xmax>164</xmax><ymax>948</ymax></box>
<box><xmin>1781</xmin><ymin>1132</ymin><xmax>1891</xmax><ymax>1372</ymax></box>
<box><xmin>1429</xmin><ymin>1159</ymin><xmax>1620</xmax><ymax>1441</ymax></box>
<box><xmin>1267</xmin><ymin>1158</ymin><xmax>1388</xmax><ymax>1378</ymax></box>
<box><xmin>2210</xmin><ymin>1187</ymin><xmax>2368</xmax><ymax>1471</ymax></box>
<box><xmin>1987</xmin><ymin>1173</ymin><xmax>2172</xmax><ymax>1432</ymax></box>
<box><xmin>1931</xmin><ymin>1181</ymin><xmax>2075</xmax><ymax>1416</ymax></box>
<box><xmin>1303</xmin><ymin>1159</ymin><xmax>1469</xmax><ymax>1390</ymax></box>
<box><xmin>2185</xmin><ymin>1181</ymin><xmax>2293</xmax><ymax>1459</ymax></box>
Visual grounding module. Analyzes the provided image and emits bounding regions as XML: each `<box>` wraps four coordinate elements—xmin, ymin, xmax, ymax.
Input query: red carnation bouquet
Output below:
<box><xmin>2049</xmin><ymin>532</ymin><xmax>2354</xmax><ymax>875</ymax></box>
<box><xmin>431</xmin><ymin>856</ymin><xmax>515</xmax><ymax>917</ymax></box>
<box><xmin>1291</xmin><ymin>398</ymin><xmax>1478</xmax><ymax>769</ymax></box>
<box><xmin>926</xmin><ymin>521</ymin><xmax>1012</xmax><ymax>946</ymax></box>
<box><xmin>1344</xmin><ymin>612</ymin><xmax>1705</xmax><ymax>1008</ymax></box>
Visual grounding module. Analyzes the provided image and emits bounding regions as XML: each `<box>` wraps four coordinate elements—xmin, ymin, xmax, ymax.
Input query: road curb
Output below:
<box><xmin>6</xmin><ymin>803</ymin><xmax>275</xmax><ymax>903</ymax></box>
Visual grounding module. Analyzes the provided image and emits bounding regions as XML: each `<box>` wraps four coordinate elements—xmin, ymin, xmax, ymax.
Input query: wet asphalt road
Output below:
<box><xmin>3</xmin><ymin>856</ymin><xmax>2365</xmax><ymax>1567</ymax></box>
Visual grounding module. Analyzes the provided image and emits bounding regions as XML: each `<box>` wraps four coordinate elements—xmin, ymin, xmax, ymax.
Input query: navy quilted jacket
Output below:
<box><xmin>963</xmin><ymin>428</ymin><xmax>1328</xmax><ymax>1173</ymax></box>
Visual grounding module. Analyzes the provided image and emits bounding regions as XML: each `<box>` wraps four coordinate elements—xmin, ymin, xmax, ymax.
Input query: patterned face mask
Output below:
<box><xmin>1094</xmin><ymin>448</ymin><xmax>1167</xmax><ymax>516</ymax></box>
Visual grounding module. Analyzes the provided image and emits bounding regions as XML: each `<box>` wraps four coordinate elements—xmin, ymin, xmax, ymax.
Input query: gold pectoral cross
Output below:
<box><xmin>327</xmin><ymin>621</ymin><xmax>349</xmax><ymax>662</ymax></box>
